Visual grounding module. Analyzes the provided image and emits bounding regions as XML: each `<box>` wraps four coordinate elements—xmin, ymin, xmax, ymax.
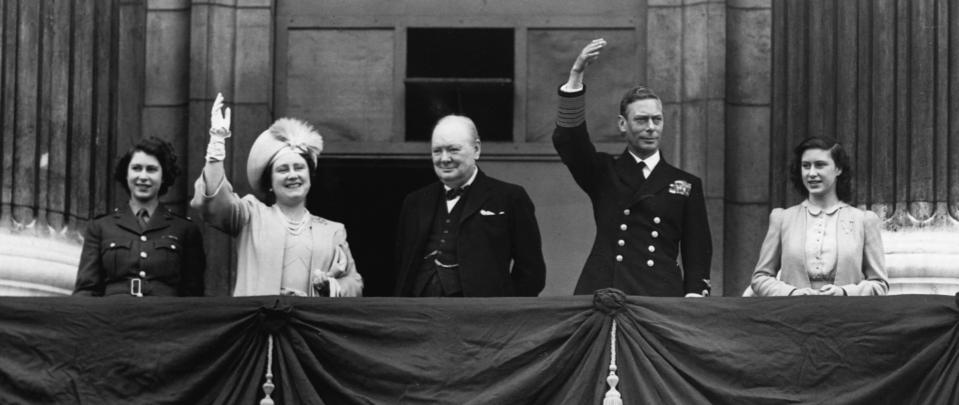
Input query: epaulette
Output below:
<box><xmin>165</xmin><ymin>208</ymin><xmax>194</xmax><ymax>222</ymax></box>
<box><xmin>102</xmin><ymin>207</ymin><xmax>125</xmax><ymax>219</ymax></box>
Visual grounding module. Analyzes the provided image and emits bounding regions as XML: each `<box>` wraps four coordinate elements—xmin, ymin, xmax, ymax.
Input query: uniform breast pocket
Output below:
<box><xmin>100</xmin><ymin>240</ymin><xmax>131</xmax><ymax>274</ymax></box>
<box><xmin>154</xmin><ymin>239</ymin><xmax>183</xmax><ymax>273</ymax></box>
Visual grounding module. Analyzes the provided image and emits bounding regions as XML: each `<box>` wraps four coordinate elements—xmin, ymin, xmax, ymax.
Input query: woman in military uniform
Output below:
<box><xmin>73</xmin><ymin>137</ymin><xmax>205</xmax><ymax>297</ymax></box>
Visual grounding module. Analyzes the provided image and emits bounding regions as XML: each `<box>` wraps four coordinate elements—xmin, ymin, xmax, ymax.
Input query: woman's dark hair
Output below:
<box><xmin>258</xmin><ymin>152</ymin><xmax>317</xmax><ymax>205</ymax></box>
<box><xmin>789</xmin><ymin>136</ymin><xmax>852</xmax><ymax>202</ymax></box>
<box><xmin>113</xmin><ymin>136</ymin><xmax>181</xmax><ymax>197</ymax></box>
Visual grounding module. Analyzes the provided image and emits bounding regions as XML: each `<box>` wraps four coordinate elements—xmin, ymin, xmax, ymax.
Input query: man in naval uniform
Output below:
<box><xmin>394</xmin><ymin>115</ymin><xmax>546</xmax><ymax>297</ymax></box>
<box><xmin>553</xmin><ymin>39</ymin><xmax>712</xmax><ymax>297</ymax></box>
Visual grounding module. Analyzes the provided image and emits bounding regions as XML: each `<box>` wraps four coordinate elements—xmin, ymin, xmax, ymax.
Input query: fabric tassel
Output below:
<box><xmin>603</xmin><ymin>319</ymin><xmax>623</xmax><ymax>405</ymax></box>
<box><xmin>260</xmin><ymin>334</ymin><xmax>276</xmax><ymax>405</ymax></box>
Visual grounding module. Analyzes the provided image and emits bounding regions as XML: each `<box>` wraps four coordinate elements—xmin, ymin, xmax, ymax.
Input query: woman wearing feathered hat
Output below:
<box><xmin>191</xmin><ymin>93</ymin><xmax>363</xmax><ymax>297</ymax></box>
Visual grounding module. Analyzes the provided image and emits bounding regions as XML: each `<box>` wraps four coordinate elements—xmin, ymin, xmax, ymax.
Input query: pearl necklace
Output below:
<box><xmin>284</xmin><ymin>214</ymin><xmax>310</xmax><ymax>235</ymax></box>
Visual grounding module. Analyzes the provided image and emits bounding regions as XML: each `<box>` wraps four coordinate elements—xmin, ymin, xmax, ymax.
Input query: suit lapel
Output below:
<box><xmin>629</xmin><ymin>158</ymin><xmax>675</xmax><ymax>205</ymax></box>
<box><xmin>142</xmin><ymin>205</ymin><xmax>172</xmax><ymax>233</ymax></box>
<box><xmin>416</xmin><ymin>183</ymin><xmax>443</xmax><ymax>240</ymax></box>
<box><xmin>833</xmin><ymin>206</ymin><xmax>856</xmax><ymax>284</ymax></box>
<box><xmin>459</xmin><ymin>170</ymin><xmax>492</xmax><ymax>224</ymax></box>
<box><xmin>614</xmin><ymin>149</ymin><xmax>640</xmax><ymax>190</ymax></box>
<box><xmin>115</xmin><ymin>207</ymin><xmax>141</xmax><ymax>234</ymax></box>
<box><xmin>638</xmin><ymin>160</ymin><xmax>674</xmax><ymax>195</ymax></box>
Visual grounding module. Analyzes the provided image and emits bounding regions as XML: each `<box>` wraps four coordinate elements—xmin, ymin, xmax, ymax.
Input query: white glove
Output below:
<box><xmin>206</xmin><ymin>92</ymin><xmax>232</xmax><ymax>162</ymax></box>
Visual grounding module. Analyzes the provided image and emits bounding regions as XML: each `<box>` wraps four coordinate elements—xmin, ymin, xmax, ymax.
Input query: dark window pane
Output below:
<box><xmin>407</xmin><ymin>28</ymin><xmax>513</xmax><ymax>78</ymax></box>
<box><xmin>406</xmin><ymin>28</ymin><xmax>514</xmax><ymax>141</ymax></box>
<box><xmin>405</xmin><ymin>80</ymin><xmax>513</xmax><ymax>141</ymax></box>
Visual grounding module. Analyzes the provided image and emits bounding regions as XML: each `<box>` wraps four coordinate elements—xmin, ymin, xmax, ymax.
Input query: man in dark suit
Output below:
<box><xmin>394</xmin><ymin>115</ymin><xmax>546</xmax><ymax>297</ymax></box>
<box><xmin>553</xmin><ymin>38</ymin><xmax>712</xmax><ymax>297</ymax></box>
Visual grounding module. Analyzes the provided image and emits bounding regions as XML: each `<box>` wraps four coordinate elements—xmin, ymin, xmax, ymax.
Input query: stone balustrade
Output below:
<box><xmin>0</xmin><ymin>233</ymin><xmax>77</xmax><ymax>296</ymax></box>
<box><xmin>2</xmin><ymin>228</ymin><xmax>957</xmax><ymax>297</ymax></box>
<box><xmin>883</xmin><ymin>230</ymin><xmax>959</xmax><ymax>296</ymax></box>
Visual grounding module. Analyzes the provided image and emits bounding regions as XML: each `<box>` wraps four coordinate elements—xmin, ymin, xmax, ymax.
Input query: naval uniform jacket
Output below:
<box><xmin>74</xmin><ymin>205</ymin><xmax>206</xmax><ymax>296</ymax></box>
<box><xmin>394</xmin><ymin>170</ymin><xmax>547</xmax><ymax>297</ymax></box>
<box><xmin>553</xmin><ymin>87</ymin><xmax>712</xmax><ymax>297</ymax></box>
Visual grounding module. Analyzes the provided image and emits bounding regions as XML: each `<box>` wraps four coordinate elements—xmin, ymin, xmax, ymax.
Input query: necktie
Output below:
<box><xmin>630</xmin><ymin>161</ymin><xmax>647</xmax><ymax>190</ymax></box>
<box><xmin>137</xmin><ymin>209</ymin><xmax>150</xmax><ymax>229</ymax></box>
<box><xmin>445</xmin><ymin>185</ymin><xmax>469</xmax><ymax>201</ymax></box>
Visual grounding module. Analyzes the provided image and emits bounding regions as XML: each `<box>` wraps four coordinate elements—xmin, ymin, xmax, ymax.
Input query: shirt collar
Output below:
<box><xmin>628</xmin><ymin>149</ymin><xmax>660</xmax><ymax>172</ymax></box>
<box><xmin>444</xmin><ymin>166</ymin><xmax>479</xmax><ymax>191</ymax></box>
<box><xmin>129</xmin><ymin>201</ymin><xmax>158</xmax><ymax>218</ymax></box>
<box><xmin>801</xmin><ymin>200</ymin><xmax>847</xmax><ymax>216</ymax></box>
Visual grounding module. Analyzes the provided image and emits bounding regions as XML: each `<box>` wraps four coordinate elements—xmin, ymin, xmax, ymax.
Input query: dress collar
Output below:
<box><xmin>801</xmin><ymin>200</ymin><xmax>847</xmax><ymax>216</ymax></box>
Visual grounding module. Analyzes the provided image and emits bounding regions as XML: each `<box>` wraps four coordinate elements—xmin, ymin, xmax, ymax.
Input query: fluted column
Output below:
<box><xmin>0</xmin><ymin>0</ymin><xmax>121</xmax><ymax>238</ymax></box>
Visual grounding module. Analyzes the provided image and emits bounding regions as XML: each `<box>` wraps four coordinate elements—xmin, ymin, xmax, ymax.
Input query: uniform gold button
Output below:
<box><xmin>618</xmin><ymin>240</ymin><xmax>625</xmax><ymax>247</ymax></box>
<box><xmin>171</xmin><ymin>245</ymin><xmax>176</xmax><ymax>250</ymax></box>
<box><xmin>648</xmin><ymin>245</ymin><xmax>655</xmax><ymax>252</ymax></box>
<box><xmin>615</xmin><ymin>255</ymin><xmax>623</xmax><ymax>262</ymax></box>
<box><xmin>138</xmin><ymin>271</ymin><xmax>146</xmax><ymax>278</ymax></box>
<box><xmin>109</xmin><ymin>242</ymin><xmax>116</xmax><ymax>248</ymax></box>
<box><xmin>140</xmin><ymin>251</ymin><xmax>147</xmax><ymax>259</ymax></box>
<box><xmin>653</xmin><ymin>217</ymin><xmax>661</xmax><ymax>224</ymax></box>
<box><xmin>620</xmin><ymin>224</ymin><xmax>627</xmax><ymax>231</ymax></box>
<box><xmin>623</xmin><ymin>209</ymin><xmax>630</xmax><ymax>215</ymax></box>
<box><xmin>646</xmin><ymin>259</ymin><xmax>655</xmax><ymax>267</ymax></box>
<box><xmin>651</xmin><ymin>231</ymin><xmax>659</xmax><ymax>238</ymax></box>
<box><xmin>140</xmin><ymin>236</ymin><xmax>147</xmax><ymax>242</ymax></box>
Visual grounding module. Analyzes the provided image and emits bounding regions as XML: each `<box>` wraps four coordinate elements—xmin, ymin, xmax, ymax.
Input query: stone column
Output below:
<box><xmin>724</xmin><ymin>0</ymin><xmax>771</xmax><ymax>296</ymax></box>
<box><xmin>647</xmin><ymin>0</ymin><xmax>727</xmax><ymax>295</ymax></box>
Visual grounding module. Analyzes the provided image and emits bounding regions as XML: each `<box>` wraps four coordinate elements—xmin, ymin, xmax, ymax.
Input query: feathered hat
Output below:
<box><xmin>246</xmin><ymin>118</ymin><xmax>324</xmax><ymax>197</ymax></box>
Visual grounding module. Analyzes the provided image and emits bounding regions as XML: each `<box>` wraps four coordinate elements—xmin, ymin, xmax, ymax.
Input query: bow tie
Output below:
<box><xmin>445</xmin><ymin>185</ymin><xmax>469</xmax><ymax>201</ymax></box>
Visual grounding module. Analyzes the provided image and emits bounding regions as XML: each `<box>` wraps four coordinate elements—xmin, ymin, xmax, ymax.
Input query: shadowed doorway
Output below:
<box><xmin>309</xmin><ymin>158</ymin><xmax>436</xmax><ymax>297</ymax></box>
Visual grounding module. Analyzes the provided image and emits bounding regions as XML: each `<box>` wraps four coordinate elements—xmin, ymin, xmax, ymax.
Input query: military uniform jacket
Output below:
<box><xmin>74</xmin><ymin>205</ymin><xmax>206</xmax><ymax>296</ymax></box>
<box><xmin>394</xmin><ymin>170</ymin><xmax>547</xmax><ymax>297</ymax></box>
<box><xmin>553</xmin><ymin>88</ymin><xmax>712</xmax><ymax>297</ymax></box>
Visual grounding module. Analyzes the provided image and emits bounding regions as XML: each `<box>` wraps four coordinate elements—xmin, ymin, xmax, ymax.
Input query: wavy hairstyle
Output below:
<box><xmin>789</xmin><ymin>136</ymin><xmax>852</xmax><ymax>202</ymax></box>
<box><xmin>619</xmin><ymin>85</ymin><xmax>662</xmax><ymax>117</ymax></box>
<box><xmin>113</xmin><ymin>136</ymin><xmax>181</xmax><ymax>197</ymax></box>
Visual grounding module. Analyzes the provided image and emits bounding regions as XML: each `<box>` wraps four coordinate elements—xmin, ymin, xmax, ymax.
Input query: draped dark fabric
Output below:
<box><xmin>0</xmin><ymin>293</ymin><xmax>957</xmax><ymax>404</ymax></box>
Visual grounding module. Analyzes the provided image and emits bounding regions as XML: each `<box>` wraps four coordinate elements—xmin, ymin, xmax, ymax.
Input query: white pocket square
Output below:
<box><xmin>480</xmin><ymin>209</ymin><xmax>504</xmax><ymax>216</ymax></box>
